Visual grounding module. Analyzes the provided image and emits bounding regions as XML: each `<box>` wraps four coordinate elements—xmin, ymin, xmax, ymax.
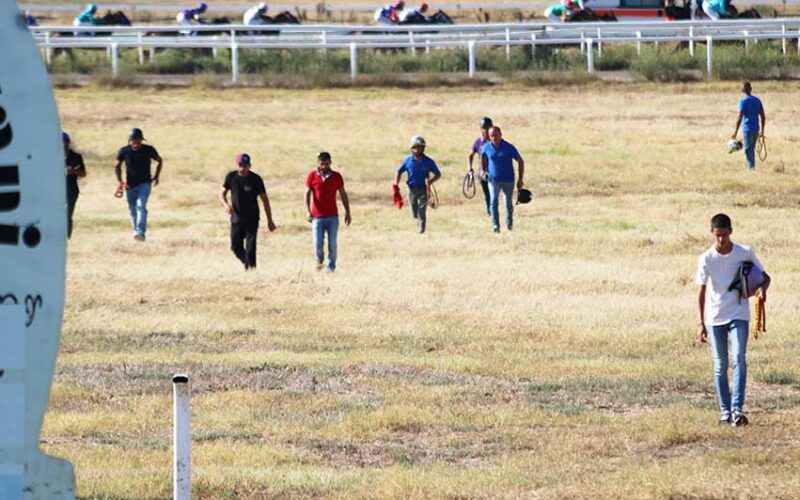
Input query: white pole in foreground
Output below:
<box><xmin>706</xmin><ymin>35</ymin><xmax>713</xmax><ymax>80</ymax></box>
<box><xmin>586</xmin><ymin>38</ymin><xmax>594</xmax><ymax>73</ymax></box>
<box><xmin>173</xmin><ymin>374</ymin><xmax>191</xmax><ymax>500</ymax></box>
<box><xmin>468</xmin><ymin>40</ymin><xmax>476</xmax><ymax>78</ymax></box>
<box><xmin>349</xmin><ymin>42</ymin><xmax>358</xmax><ymax>81</ymax></box>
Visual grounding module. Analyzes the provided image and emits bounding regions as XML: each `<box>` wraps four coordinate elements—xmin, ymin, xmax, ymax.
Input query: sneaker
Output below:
<box><xmin>492</xmin><ymin>226</ymin><xmax>500</xmax><ymax>233</ymax></box>
<box><xmin>507</xmin><ymin>225</ymin><xmax>513</xmax><ymax>231</ymax></box>
<box><xmin>732</xmin><ymin>411</ymin><xmax>749</xmax><ymax>427</ymax></box>
<box><xmin>719</xmin><ymin>412</ymin><xmax>731</xmax><ymax>426</ymax></box>
<box><xmin>316</xmin><ymin>262</ymin><xmax>324</xmax><ymax>271</ymax></box>
<box><xmin>133</xmin><ymin>234</ymin><xmax>145</xmax><ymax>241</ymax></box>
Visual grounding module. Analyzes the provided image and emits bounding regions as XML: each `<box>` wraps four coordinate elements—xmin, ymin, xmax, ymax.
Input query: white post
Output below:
<box><xmin>530</xmin><ymin>33</ymin><xmax>536</xmax><ymax>59</ymax></box>
<box><xmin>212</xmin><ymin>36</ymin><xmax>219</xmax><ymax>59</ymax></box>
<box><xmin>505</xmin><ymin>28</ymin><xmax>511</xmax><ymax>61</ymax></box>
<box><xmin>468</xmin><ymin>40</ymin><xmax>476</xmax><ymax>78</ymax></box>
<box><xmin>706</xmin><ymin>35</ymin><xmax>713</xmax><ymax>80</ymax></box>
<box><xmin>149</xmin><ymin>47</ymin><xmax>155</xmax><ymax>63</ymax></box>
<box><xmin>425</xmin><ymin>39</ymin><xmax>431</xmax><ymax>54</ymax></box>
<box><xmin>580</xmin><ymin>31</ymin><xmax>585</xmax><ymax>55</ymax></box>
<box><xmin>110</xmin><ymin>42</ymin><xmax>119</xmax><ymax>77</ymax></box>
<box><xmin>782</xmin><ymin>25</ymin><xmax>787</xmax><ymax>55</ymax></box>
<box><xmin>173</xmin><ymin>374</ymin><xmax>191</xmax><ymax>500</ymax></box>
<box><xmin>349</xmin><ymin>42</ymin><xmax>357</xmax><ymax>81</ymax></box>
<box><xmin>409</xmin><ymin>32</ymin><xmax>416</xmax><ymax>57</ymax></box>
<box><xmin>231</xmin><ymin>42</ymin><xmax>239</xmax><ymax>84</ymax></box>
<box><xmin>596</xmin><ymin>27</ymin><xmax>602</xmax><ymax>58</ymax></box>
<box><xmin>44</xmin><ymin>32</ymin><xmax>52</xmax><ymax>66</ymax></box>
<box><xmin>321</xmin><ymin>31</ymin><xmax>327</xmax><ymax>56</ymax></box>
<box><xmin>586</xmin><ymin>38</ymin><xmax>594</xmax><ymax>73</ymax></box>
<box><xmin>797</xmin><ymin>28</ymin><xmax>800</xmax><ymax>56</ymax></box>
<box><xmin>743</xmin><ymin>31</ymin><xmax>749</xmax><ymax>57</ymax></box>
<box><xmin>689</xmin><ymin>26</ymin><xmax>694</xmax><ymax>58</ymax></box>
<box><xmin>636</xmin><ymin>31</ymin><xmax>642</xmax><ymax>56</ymax></box>
<box><xmin>137</xmin><ymin>32</ymin><xmax>144</xmax><ymax>65</ymax></box>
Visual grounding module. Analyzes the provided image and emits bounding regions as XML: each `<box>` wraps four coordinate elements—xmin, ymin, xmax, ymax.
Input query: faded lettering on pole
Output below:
<box><xmin>0</xmin><ymin>4</ymin><xmax>75</xmax><ymax>499</ymax></box>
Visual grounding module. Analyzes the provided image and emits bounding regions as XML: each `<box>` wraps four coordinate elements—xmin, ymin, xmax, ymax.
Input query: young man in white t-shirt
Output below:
<box><xmin>696</xmin><ymin>213</ymin><xmax>770</xmax><ymax>427</ymax></box>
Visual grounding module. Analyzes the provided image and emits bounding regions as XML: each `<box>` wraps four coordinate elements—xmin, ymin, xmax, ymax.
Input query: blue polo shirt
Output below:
<box><xmin>397</xmin><ymin>154</ymin><xmax>441</xmax><ymax>189</ymax></box>
<box><xmin>738</xmin><ymin>95</ymin><xmax>763</xmax><ymax>133</ymax></box>
<box><xmin>481</xmin><ymin>140</ymin><xmax>521</xmax><ymax>183</ymax></box>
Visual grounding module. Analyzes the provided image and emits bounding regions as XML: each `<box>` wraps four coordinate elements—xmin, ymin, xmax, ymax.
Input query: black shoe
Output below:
<box><xmin>732</xmin><ymin>412</ymin><xmax>749</xmax><ymax>427</ymax></box>
<box><xmin>718</xmin><ymin>412</ymin><xmax>731</xmax><ymax>426</ymax></box>
<box><xmin>492</xmin><ymin>226</ymin><xmax>500</xmax><ymax>233</ymax></box>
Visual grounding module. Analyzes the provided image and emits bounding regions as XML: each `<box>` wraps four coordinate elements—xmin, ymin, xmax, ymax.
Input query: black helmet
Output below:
<box><xmin>479</xmin><ymin>117</ymin><xmax>493</xmax><ymax>129</ymax></box>
<box><xmin>128</xmin><ymin>128</ymin><xmax>145</xmax><ymax>140</ymax></box>
<box><xmin>516</xmin><ymin>188</ymin><xmax>533</xmax><ymax>205</ymax></box>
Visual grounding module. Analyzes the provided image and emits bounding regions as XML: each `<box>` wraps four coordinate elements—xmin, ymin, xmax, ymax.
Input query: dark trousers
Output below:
<box><xmin>480</xmin><ymin>178</ymin><xmax>491</xmax><ymax>214</ymax></box>
<box><xmin>231</xmin><ymin>217</ymin><xmax>259</xmax><ymax>269</ymax></box>
<box><xmin>67</xmin><ymin>191</ymin><xmax>79</xmax><ymax>239</ymax></box>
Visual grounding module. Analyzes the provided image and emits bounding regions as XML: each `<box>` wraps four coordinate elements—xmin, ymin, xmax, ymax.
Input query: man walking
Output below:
<box><xmin>696</xmin><ymin>213</ymin><xmax>770</xmax><ymax>426</ymax></box>
<box><xmin>63</xmin><ymin>132</ymin><xmax>86</xmax><ymax>239</ymax></box>
<box><xmin>732</xmin><ymin>82</ymin><xmax>766</xmax><ymax>171</ymax></box>
<box><xmin>114</xmin><ymin>128</ymin><xmax>163</xmax><ymax>241</ymax></box>
<box><xmin>480</xmin><ymin>126</ymin><xmax>524</xmax><ymax>233</ymax></box>
<box><xmin>305</xmin><ymin>152</ymin><xmax>351</xmax><ymax>272</ymax></box>
<box><xmin>394</xmin><ymin>136</ymin><xmax>441</xmax><ymax>234</ymax></box>
<box><xmin>468</xmin><ymin>117</ymin><xmax>493</xmax><ymax>216</ymax></box>
<box><xmin>219</xmin><ymin>153</ymin><xmax>276</xmax><ymax>270</ymax></box>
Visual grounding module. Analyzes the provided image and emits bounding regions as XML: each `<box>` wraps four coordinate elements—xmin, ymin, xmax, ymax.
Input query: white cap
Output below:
<box><xmin>410</xmin><ymin>135</ymin><xmax>426</xmax><ymax>148</ymax></box>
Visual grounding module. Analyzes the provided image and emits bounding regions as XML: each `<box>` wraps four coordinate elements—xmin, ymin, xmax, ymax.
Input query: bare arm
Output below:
<box><xmin>260</xmin><ymin>192</ymin><xmax>276</xmax><ymax>231</ymax></box>
<box><xmin>732</xmin><ymin>111</ymin><xmax>743</xmax><ymax>139</ymax></box>
<box><xmin>152</xmin><ymin>155</ymin><xmax>163</xmax><ymax>186</ymax></box>
<box><xmin>394</xmin><ymin>171</ymin><xmax>402</xmax><ymax>186</ymax></box>
<box><xmin>114</xmin><ymin>160</ymin><xmax>124</xmax><ymax>184</ymax></box>
<box><xmin>468</xmin><ymin>151</ymin><xmax>477</xmax><ymax>170</ymax></box>
<box><xmin>756</xmin><ymin>272</ymin><xmax>771</xmax><ymax>302</ymax></box>
<box><xmin>339</xmin><ymin>186</ymin><xmax>351</xmax><ymax>226</ymax></box>
<box><xmin>760</xmin><ymin>108</ymin><xmax>766</xmax><ymax>135</ymax></box>
<box><xmin>219</xmin><ymin>186</ymin><xmax>232</xmax><ymax>214</ymax></box>
<box><xmin>516</xmin><ymin>156</ymin><xmax>525</xmax><ymax>189</ymax></box>
<box><xmin>480</xmin><ymin>154</ymin><xmax>488</xmax><ymax>179</ymax></box>
<box><xmin>305</xmin><ymin>187</ymin><xmax>313</xmax><ymax>222</ymax></box>
<box><xmin>697</xmin><ymin>285</ymin><xmax>707</xmax><ymax>343</ymax></box>
<box><xmin>429</xmin><ymin>172</ymin><xmax>441</xmax><ymax>184</ymax></box>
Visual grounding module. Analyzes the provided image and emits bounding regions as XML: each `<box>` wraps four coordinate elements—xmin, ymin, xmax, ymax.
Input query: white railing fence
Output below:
<box><xmin>31</xmin><ymin>20</ymin><xmax>800</xmax><ymax>82</ymax></box>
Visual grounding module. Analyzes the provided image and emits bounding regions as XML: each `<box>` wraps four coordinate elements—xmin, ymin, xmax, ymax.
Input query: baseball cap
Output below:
<box><xmin>479</xmin><ymin>117</ymin><xmax>493</xmax><ymax>129</ymax></box>
<box><xmin>128</xmin><ymin>128</ymin><xmax>145</xmax><ymax>140</ymax></box>
<box><xmin>410</xmin><ymin>135</ymin><xmax>426</xmax><ymax>148</ymax></box>
<box><xmin>236</xmin><ymin>153</ymin><xmax>251</xmax><ymax>166</ymax></box>
<box><xmin>62</xmin><ymin>131</ymin><xmax>71</xmax><ymax>142</ymax></box>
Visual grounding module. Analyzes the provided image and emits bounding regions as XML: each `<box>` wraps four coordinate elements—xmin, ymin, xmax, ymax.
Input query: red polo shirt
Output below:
<box><xmin>306</xmin><ymin>169</ymin><xmax>344</xmax><ymax>218</ymax></box>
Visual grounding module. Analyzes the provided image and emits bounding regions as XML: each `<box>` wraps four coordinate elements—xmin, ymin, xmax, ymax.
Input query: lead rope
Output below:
<box><xmin>756</xmin><ymin>134</ymin><xmax>767</xmax><ymax>162</ymax></box>
<box><xmin>428</xmin><ymin>182</ymin><xmax>440</xmax><ymax>209</ymax></box>
<box><xmin>754</xmin><ymin>297</ymin><xmax>766</xmax><ymax>339</ymax></box>
<box><xmin>462</xmin><ymin>171</ymin><xmax>476</xmax><ymax>199</ymax></box>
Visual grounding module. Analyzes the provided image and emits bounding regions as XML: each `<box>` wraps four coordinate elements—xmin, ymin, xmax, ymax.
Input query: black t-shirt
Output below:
<box><xmin>117</xmin><ymin>144</ymin><xmax>159</xmax><ymax>187</ymax></box>
<box><xmin>223</xmin><ymin>171</ymin><xmax>266</xmax><ymax>221</ymax></box>
<box><xmin>65</xmin><ymin>150</ymin><xmax>86</xmax><ymax>197</ymax></box>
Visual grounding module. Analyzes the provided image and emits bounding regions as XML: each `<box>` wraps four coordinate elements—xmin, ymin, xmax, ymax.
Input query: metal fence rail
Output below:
<box><xmin>32</xmin><ymin>19</ymin><xmax>800</xmax><ymax>82</ymax></box>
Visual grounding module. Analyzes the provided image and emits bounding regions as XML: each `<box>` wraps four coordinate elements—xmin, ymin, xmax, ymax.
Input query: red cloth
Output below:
<box><xmin>306</xmin><ymin>170</ymin><xmax>344</xmax><ymax>217</ymax></box>
<box><xmin>392</xmin><ymin>184</ymin><xmax>404</xmax><ymax>209</ymax></box>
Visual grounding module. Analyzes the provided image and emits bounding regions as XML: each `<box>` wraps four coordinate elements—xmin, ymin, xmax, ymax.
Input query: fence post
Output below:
<box><xmin>596</xmin><ymin>27</ymin><xmax>602</xmax><ymax>58</ymax></box>
<box><xmin>349</xmin><ymin>42</ymin><xmax>357</xmax><ymax>81</ymax></box>
<box><xmin>743</xmin><ymin>31</ymin><xmax>749</xmax><ymax>57</ymax></box>
<box><xmin>149</xmin><ymin>46</ymin><xmax>155</xmax><ymax>63</ymax></box>
<box><xmin>137</xmin><ymin>32</ymin><xmax>145</xmax><ymax>64</ymax></box>
<box><xmin>173</xmin><ymin>374</ymin><xmax>191</xmax><ymax>500</ymax></box>
<box><xmin>44</xmin><ymin>32</ymin><xmax>52</xmax><ymax>66</ymax></box>
<box><xmin>231</xmin><ymin>41</ymin><xmax>239</xmax><ymax>84</ymax></box>
<box><xmin>689</xmin><ymin>26</ymin><xmax>694</xmax><ymax>58</ymax></box>
<box><xmin>505</xmin><ymin>28</ymin><xmax>511</xmax><ymax>61</ymax></box>
<box><xmin>425</xmin><ymin>39</ymin><xmax>431</xmax><ymax>54</ymax></box>
<box><xmin>782</xmin><ymin>25</ymin><xmax>787</xmax><ymax>55</ymax></box>
<box><xmin>321</xmin><ymin>31</ymin><xmax>327</xmax><ymax>56</ymax></box>
<box><xmin>797</xmin><ymin>28</ymin><xmax>800</xmax><ymax>56</ymax></box>
<box><xmin>586</xmin><ymin>38</ymin><xmax>594</xmax><ymax>73</ymax></box>
<box><xmin>636</xmin><ymin>31</ymin><xmax>641</xmax><ymax>56</ymax></box>
<box><xmin>409</xmin><ymin>31</ymin><xmax>416</xmax><ymax>57</ymax></box>
<box><xmin>706</xmin><ymin>35</ymin><xmax>713</xmax><ymax>80</ymax></box>
<box><xmin>580</xmin><ymin>31</ymin><xmax>585</xmax><ymax>55</ymax></box>
<box><xmin>468</xmin><ymin>40</ymin><xmax>476</xmax><ymax>78</ymax></box>
<box><xmin>530</xmin><ymin>33</ymin><xmax>536</xmax><ymax>59</ymax></box>
<box><xmin>110</xmin><ymin>42</ymin><xmax>119</xmax><ymax>77</ymax></box>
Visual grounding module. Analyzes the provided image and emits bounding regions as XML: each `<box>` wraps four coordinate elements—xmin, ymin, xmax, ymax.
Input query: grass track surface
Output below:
<box><xmin>51</xmin><ymin>82</ymin><xmax>800</xmax><ymax>499</ymax></box>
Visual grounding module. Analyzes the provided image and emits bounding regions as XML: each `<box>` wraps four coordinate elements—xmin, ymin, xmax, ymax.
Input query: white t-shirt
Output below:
<box><xmin>695</xmin><ymin>242</ymin><xmax>764</xmax><ymax>326</ymax></box>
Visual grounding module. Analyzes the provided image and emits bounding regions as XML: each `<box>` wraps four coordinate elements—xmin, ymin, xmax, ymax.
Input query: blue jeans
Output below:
<box><xmin>743</xmin><ymin>131</ymin><xmax>758</xmax><ymax>170</ymax></box>
<box><xmin>710</xmin><ymin>320</ymin><xmax>749</xmax><ymax>414</ymax></box>
<box><xmin>489</xmin><ymin>180</ymin><xmax>514</xmax><ymax>229</ymax></box>
<box><xmin>312</xmin><ymin>216</ymin><xmax>339</xmax><ymax>271</ymax></box>
<box><xmin>126</xmin><ymin>182</ymin><xmax>151</xmax><ymax>237</ymax></box>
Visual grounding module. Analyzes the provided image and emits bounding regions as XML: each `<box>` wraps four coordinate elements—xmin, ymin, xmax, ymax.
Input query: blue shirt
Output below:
<box><xmin>397</xmin><ymin>154</ymin><xmax>441</xmax><ymax>189</ymax></box>
<box><xmin>738</xmin><ymin>95</ymin><xmax>763</xmax><ymax>133</ymax></box>
<box><xmin>481</xmin><ymin>140</ymin><xmax>521</xmax><ymax>183</ymax></box>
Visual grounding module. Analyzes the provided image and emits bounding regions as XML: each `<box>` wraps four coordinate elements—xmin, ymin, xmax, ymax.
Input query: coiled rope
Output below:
<box><xmin>756</xmin><ymin>134</ymin><xmax>767</xmax><ymax>162</ymax></box>
<box><xmin>462</xmin><ymin>171</ymin><xmax>476</xmax><ymax>199</ymax></box>
<box><xmin>754</xmin><ymin>297</ymin><xmax>766</xmax><ymax>339</ymax></box>
<box><xmin>427</xmin><ymin>183</ymin><xmax>440</xmax><ymax>209</ymax></box>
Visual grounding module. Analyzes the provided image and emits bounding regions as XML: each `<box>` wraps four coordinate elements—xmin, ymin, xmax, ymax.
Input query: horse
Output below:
<box><xmin>566</xmin><ymin>8</ymin><xmax>617</xmax><ymax>22</ymax></box>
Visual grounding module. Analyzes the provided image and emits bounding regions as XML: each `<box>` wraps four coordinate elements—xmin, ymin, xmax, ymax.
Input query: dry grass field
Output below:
<box><xmin>47</xmin><ymin>82</ymin><xmax>800</xmax><ymax>499</ymax></box>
